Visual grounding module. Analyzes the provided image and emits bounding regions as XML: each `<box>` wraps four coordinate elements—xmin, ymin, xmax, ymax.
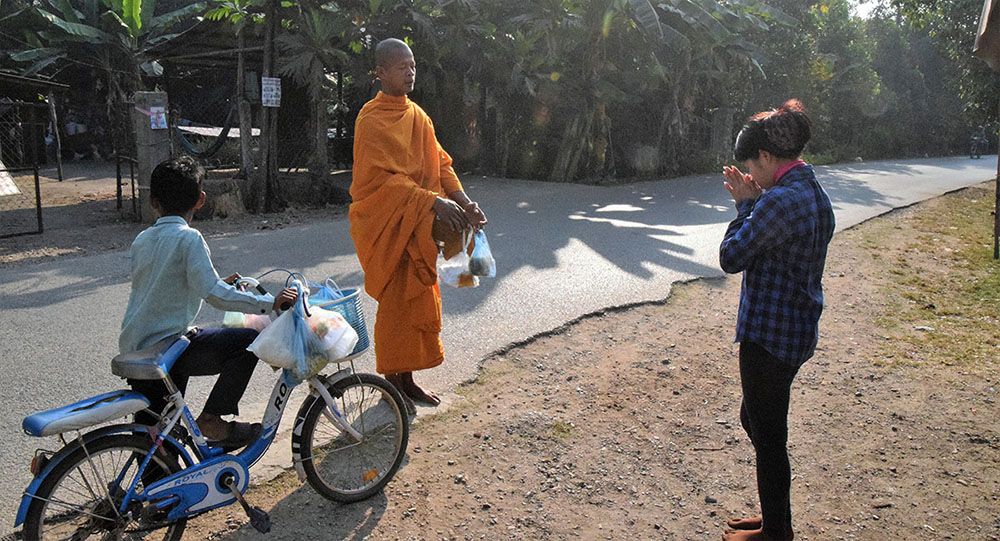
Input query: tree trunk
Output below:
<box><xmin>549</xmin><ymin>115</ymin><xmax>582</xmax><ymax>182</ymax></box>
<box><xmin>477</xmin><ymin>88</ymin><xmax>490</xmax><ymax>173</ymax></box>
<box><xmin>309</xmin><ymin>71</ymin><xmax>330</xmax><ymax>203</ymax></box>
<box><xmin>260</xmin><ymin>0</ymin><xmax>284</xmax><ymax>213</ymax></box>
<box><xmin>236</xmin><ymin>28</ymin><xmax>263</xmax><ymax>212</ymax></box>
<box><xmin>655</xmin><ymin>83</ymin><xmax>684</xmax><ymax>174</ymax></box>
<box><xmin>549</xmin><ymin>106</ymin><xmax>597</xmax><ymax>183</ymax></box>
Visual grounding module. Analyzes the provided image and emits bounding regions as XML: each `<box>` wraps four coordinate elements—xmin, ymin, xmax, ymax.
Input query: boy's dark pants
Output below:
<box><xmin>130</xmin><ymin>327</ymin><xmax>260</xmax><ymax>427</ymax></box>
<box><xmin>739</xmin><ymin>340</ymin><xmax>800</xmax><ymax>536</ymax></box>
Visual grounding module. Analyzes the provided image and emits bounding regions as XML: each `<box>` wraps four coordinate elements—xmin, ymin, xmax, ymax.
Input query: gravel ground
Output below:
<box><xmin>179</xmin><ymin>185</ymin><xmax>1000</xmax><ymax>540</ymax></box>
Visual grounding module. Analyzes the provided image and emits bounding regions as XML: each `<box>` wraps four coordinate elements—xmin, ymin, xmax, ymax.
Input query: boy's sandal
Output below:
<box><xmin>208</xmin><ymin>421</ymin><xmax>261</xmax><ymax>452</ymax></box>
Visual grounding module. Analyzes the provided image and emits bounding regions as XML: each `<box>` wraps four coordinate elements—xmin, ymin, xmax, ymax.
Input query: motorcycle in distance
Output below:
<box><xmin>970</xmin><ymin>126</ymin><xmax>987</xmax><ymax>159</ymax></box>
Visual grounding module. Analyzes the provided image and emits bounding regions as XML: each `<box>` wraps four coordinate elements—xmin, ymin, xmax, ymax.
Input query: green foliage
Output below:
<box><xmin>1</xmin><ymin>0</ymin><xmax>205</xmax><ymax>153</ymax></box>
<box><xmin>1</xmin><ymin>0</ymin><xmax>986</xmax><ymax>182</ymax></box>
<box><xmin>891</xmin><ymin>0</ymin><xmax>999</xmax><ymax>125</ymax></box>
<box><xmin>204</xmin><ymin>0</ymin><xmax>264</xmax><ymax>29</ymax></box>
<box><xmin>304</xmin><ymin>0</ymin><xmax>978</xmax><ymax>180</ymax></box>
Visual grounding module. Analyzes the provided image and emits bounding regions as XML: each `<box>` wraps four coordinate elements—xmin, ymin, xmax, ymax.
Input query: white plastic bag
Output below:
<box><xmin>438</xmin><ymin>229</ymin><xmax>479</xmax><ymax>288</ymax></box>
<box><xmin>307</xmin><ymin>306</ymin><xmax>359</xmax><ymax>362</ymax></box>
<box><xmin>222</xmin><ymin>311</ymin><xmax>272</xmax><ymax>332</ymax></box>
<box><xmin>246</xmin><ymin>308</ymin><xmax>308</xmax><ymax>373</ymax></box>
<box><xmin>247</xmin><ymin>300</ymin><xmax>359</xmax><ymax>381</ymax></box>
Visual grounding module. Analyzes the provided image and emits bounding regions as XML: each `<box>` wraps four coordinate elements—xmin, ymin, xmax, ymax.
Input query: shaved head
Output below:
<box><xmin>375</xmin><ymin>38</ymin><xmax>413</xmax><ymax>67</ymax></box>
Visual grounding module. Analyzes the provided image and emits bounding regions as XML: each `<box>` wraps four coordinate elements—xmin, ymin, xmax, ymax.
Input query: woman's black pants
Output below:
<box><xmin>739</xmin><ymin>340</ymin><xmax>800</xmax><ymax>537</ymax></box>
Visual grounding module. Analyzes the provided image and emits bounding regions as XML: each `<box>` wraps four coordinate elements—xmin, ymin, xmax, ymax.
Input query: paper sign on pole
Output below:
<box><xmin>262</xmin><ymin>77</ymin><xmax>281</xmax><ymax>108</ymax></box>
<box><xmin>149</xmin><ymin>106</ymin><xmax>167</xmax><ymax>130</ymax></box>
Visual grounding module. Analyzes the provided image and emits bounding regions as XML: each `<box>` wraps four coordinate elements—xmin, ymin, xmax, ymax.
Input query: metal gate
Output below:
<box><xmin>0</xmin><ymin>101</ymin><xmax>46</xmax><ymax>238</ymax></box>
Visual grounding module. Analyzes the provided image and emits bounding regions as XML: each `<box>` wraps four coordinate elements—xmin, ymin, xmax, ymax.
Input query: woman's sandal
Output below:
<box><xmin>207</xmin><ymin>421</ymin><xmax>262</xmax><ymax>452</ymax></box>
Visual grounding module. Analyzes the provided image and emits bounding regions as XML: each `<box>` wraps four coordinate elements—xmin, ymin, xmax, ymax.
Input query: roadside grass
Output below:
<box><xmin>867</xmin><ymin>184</ymin><xmax>1000</xmax><ymax>370</ymax></box>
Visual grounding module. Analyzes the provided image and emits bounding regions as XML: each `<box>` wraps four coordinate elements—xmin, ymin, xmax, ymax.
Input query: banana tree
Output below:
<box><xmin>205</xmin><ymin>0</ymin><xmax>264</xmax><ymax>182</ymax></box>
<box><xmin>627</xmin><ymin>0</ymin><xmax>792</xmax><ymax>173</ymax></box>
<box><xmin>3</xmin><ymin>0</ymin><xmax>205</xmax><ymax>155</ymax></box>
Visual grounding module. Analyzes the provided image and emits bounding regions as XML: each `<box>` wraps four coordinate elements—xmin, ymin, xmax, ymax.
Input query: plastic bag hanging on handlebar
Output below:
<box><xmin>246</xmin><ymin>304</ymin><xmax>317</xmax><ymax>380</ymax></box>
<box><xmin>247</xmin><ymin>299</ymin><xmax>359</xmax><ymax>381</ymax></box>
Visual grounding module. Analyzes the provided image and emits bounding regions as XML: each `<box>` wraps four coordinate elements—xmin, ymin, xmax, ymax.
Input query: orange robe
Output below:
<box><xmin>349</xmin><ymin>91</ymin><xmax>463</xmax><ymax>375</ymax></box>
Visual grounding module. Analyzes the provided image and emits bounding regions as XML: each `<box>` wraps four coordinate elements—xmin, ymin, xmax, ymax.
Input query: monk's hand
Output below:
<box><xmin>223</xmin><ymin>273</ymin><xmax>241</xmax><ymax>285</ymax></box>
<box><xmin>434</xmin><ymin>196</ymin><xmax>469</xmax><ymax>231</ymax></box>
<box><xmin>723</xmin><ymin>165</ymin><xmax>761</xmax><ymax>203</ymax></box>
<box><xmin>463</xmin><ymin>202</ymin><xmax>488</xmax><ymax>229</ymax></box>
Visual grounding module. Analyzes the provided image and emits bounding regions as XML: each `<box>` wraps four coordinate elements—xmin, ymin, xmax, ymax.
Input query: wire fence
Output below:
<box><xmin>0</xmin><ymin>101</ymin><xmax>46</xmax><ymax>238</ymax></box>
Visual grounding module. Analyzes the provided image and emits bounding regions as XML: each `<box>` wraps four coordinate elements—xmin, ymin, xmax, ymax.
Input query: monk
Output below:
<box><xmin>349</xmin><ymin>38</ymin><xmax>488</xmax><ymax>409</ymax></box>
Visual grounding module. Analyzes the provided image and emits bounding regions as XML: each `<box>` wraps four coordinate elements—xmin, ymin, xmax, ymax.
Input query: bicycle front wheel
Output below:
<box><xmin>23</xmin><ymin>434</ymin><xmax>186</xmax><ymax>541</ymax></box>
<box><xmin>297</xmin><ymin>373</ymin><xmax>409</xmax><ymax>502</ymax></box>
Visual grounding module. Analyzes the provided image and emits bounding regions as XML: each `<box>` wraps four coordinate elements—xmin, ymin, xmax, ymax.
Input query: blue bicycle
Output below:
<box><xmin>15</xmin><ymin>277</ymin><xmax>409</xmax><ymax>540</ymax></box>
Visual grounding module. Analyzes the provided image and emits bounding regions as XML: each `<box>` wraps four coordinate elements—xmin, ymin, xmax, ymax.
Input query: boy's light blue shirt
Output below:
<box><xmin>119</xmin><ymin>216</ymin><xmax>273</xmax><ymax>354</ymax></box>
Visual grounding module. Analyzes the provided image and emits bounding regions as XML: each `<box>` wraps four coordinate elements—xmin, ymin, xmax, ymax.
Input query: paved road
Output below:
<box><xmin>0</xmin><ymin>156</ymin><xmax>995</xmax><ymax>533</ymax></box>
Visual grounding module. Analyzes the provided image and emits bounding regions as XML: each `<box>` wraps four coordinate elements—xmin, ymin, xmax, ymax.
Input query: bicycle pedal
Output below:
<box><xmin>247</xmin><ymin>506</ymin><xmax>272</xmax><ymax>534</ymax></box>
<box><xmin>223</xmin><ymin>475</ymin><xmax>271</xmax><ymax>534</ymax></box>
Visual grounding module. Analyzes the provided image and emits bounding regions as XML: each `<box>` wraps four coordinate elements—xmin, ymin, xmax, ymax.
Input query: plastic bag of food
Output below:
<box><xmin>468</xmin><ymin>229</ymin><xmax>496</xmax><ymax>277</ymax></box>
<box><xmin>246</xmin><ymin>307</ymin><xmax>316</xmax><ymax>377</ymax></box>
<box><xmin>306</xmin><ymin>305</ymin><xmax>359</xmax><ymax>361</ymax></box>
<box><xmin>437</xmin><ymin>229</ymin><xmax>479</xmax><ymax>288</ymax></box>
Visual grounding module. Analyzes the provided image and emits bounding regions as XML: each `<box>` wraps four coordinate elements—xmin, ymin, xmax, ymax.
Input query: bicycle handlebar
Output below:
<box><xmin>237</xmin><ymin>271</ymin><xmax>313</xmax><ymax>313</ymax></box>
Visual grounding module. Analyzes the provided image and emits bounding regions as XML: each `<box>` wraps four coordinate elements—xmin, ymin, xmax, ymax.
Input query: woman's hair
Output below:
<box><xmin>733</xmin><ymin>99</ymin><xmax>812</xmax><ymax>162</ymax></box>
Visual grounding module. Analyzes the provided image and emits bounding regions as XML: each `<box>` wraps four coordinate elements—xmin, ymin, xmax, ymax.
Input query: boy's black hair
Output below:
<box><xmin>150</xmin><ymin>155</ymin><xmax>204</xmax><ymax>215</ymax></box>
<box><xmin>734</xmin><ymin>99</ymin><xmax>812</xmax><ymax>162</ymax></box>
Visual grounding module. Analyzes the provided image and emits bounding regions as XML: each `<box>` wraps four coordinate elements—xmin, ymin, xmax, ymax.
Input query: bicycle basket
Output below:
<box><xmin>312</xmin><ymin>288</ymin><xmax>369</xmax><ymax>356</ymax></box>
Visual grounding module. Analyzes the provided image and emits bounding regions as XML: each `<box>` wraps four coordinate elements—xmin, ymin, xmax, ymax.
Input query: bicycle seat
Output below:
<box><xmin>23</xmin><ymin>390</ymin><xmax>151</xmax><ymax>437</ymax></box>
<box><xmin>111</xmin><ymin>335</ymin><xmax>190</xmax><ymax>381</ymax></box>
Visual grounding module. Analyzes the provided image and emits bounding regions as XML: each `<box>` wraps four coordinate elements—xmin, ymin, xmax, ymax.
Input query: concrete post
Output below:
<box><xmin>131</xmin><ymin>91</ymin><xmax>170</xmax><ymax>223</ymax></box>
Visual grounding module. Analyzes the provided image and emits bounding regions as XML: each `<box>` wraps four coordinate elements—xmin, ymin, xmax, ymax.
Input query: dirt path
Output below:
<box><xmin>176</xmin><ymin>184</ymin><xmax>999</xmax><ymax>540</ymax></box>
<box><xmin>0</xmin><ymin>163</ymin><xmax>341</xmax><ymax>266</ymax></box>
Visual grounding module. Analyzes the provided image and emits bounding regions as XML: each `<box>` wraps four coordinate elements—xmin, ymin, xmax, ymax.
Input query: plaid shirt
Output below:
<box><xmin>720</xmin><ymin>164</ymin><xmax>835</xmax><ymax>366</ymax></box>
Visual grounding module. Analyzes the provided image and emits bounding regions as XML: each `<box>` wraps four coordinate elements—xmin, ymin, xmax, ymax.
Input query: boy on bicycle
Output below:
<box><xmin>119</xmin><ymin>156</ymin><xmax>297</xmax><ymax>449</ymax></box>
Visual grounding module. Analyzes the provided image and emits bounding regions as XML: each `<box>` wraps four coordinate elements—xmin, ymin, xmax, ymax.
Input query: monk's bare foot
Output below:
<box><xmin>722</xmin><ymin>527</ymin><xmax>793</xmax><ymax>541</ymax></box>
<box><xmin>386</xmin><ymin>372</ymin><xmax>441</xmax><ymax>407</ymax></box>
<box><xmin>727</xmin><ymin>516</ymin><xmax>763</xmax><ymax>530</ymax></box>
<box><xmin>407</xmin><ymin>384</ymin><xmax>441</xmax><ymax>406</ymax></box>
<box><xmin>401</xmin><ymin>372</ymin><xmax>440</xmax><ymax>406</ymax></box>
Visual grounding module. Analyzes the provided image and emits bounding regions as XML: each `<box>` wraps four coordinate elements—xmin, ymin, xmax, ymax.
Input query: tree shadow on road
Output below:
<box><xmin>814</xmin><ymin>166</ymin><xmax>895</xmax><ymax>209</ymax></box>
<box><xmin>442</xmin><ymin>165</ymin><xmax>897</xmax><ymax>314</ymax></box>
<box><xmin>0</xmin><ymin>158</ymin><xmax>984</xmax><ymax>315</ymax></box>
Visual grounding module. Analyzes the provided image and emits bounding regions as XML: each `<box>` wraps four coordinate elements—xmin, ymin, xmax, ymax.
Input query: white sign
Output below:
<box><xmin>149</xmin><ymin>106</ymin><xmax>167</xmax><ymax>130</ymax></box>
<box><xmin>262</xmin><ymin>77</ymin><xmax>281</xmax><ymax>108</ymax></box>
<box><xmin>0</xmin><ymin>160</ymin><xmax>20</xmax><ymax>197</ymax></box>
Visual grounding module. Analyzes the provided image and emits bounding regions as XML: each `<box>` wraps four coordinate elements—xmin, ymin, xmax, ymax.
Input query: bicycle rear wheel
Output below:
<box><xmin>23</xmin><ymin>434</ymin><xmax>186</xmax><ymax>541</ymax></box>
<box><xmin>296</xmin><ymin>373</ymin><xmax>409</xmax><ymax>502</ymax></box>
